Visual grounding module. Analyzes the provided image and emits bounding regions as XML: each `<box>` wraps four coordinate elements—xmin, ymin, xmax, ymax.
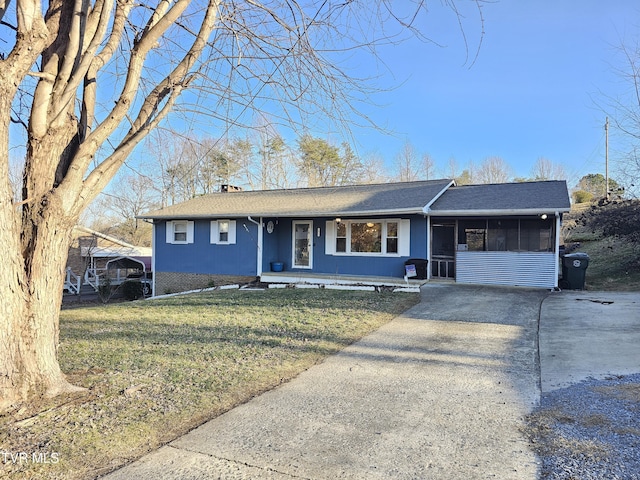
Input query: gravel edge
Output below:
<box><xmin>525</xmin><ymin>373</ymin><xmax>640</xmax><ymax>480</ymax></box>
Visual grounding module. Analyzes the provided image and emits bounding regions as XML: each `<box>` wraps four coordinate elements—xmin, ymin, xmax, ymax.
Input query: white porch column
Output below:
<box><xmin>554</xmin><ymin>212</ymin><xmax>561</xmax><ymax>288</ymax></box>
<box><xmin>426</xmin><ymin>215</ymin><xmax>431</xmax><ymax>280</ymax></box>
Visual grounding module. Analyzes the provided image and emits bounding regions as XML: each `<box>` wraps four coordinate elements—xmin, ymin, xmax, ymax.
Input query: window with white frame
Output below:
<box><xmin>166</xmin><ymin>220</ymin><xmax>194</xmax><ymax>244</ymax></box>
<box><xmin>325</xmin><ymin>219</ymin><xmax>410</xmax><ymax>256</ymax></box>
<box><xmin>210</xmin><ymin>220</ymin><xmax>236</xmax><ymax>244</ymax></box>
<box><xmin>336</xmin><ymin>221</ymin><xmax>347</xmax><ymax>253</ymax></box>
<box><xmin>386</xmin><ymin>222</ymin><xmax>398</xmax><ymax>254</ymax></box>
<box><xmin>219</xmin><ymin>220</ymin><xmax>229</xmax><ymax>242</ymax></box>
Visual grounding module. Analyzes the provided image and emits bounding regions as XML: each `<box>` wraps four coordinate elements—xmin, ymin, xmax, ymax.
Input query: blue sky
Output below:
<box><xmin>342</xmin><ymin>0</ymin><xmax>639</xmax><ymax>187</ymax></box>
<box><xmin>5</xmin><ymin>1</ymin><xmax>637</xmax><ymax>193</ymax></box>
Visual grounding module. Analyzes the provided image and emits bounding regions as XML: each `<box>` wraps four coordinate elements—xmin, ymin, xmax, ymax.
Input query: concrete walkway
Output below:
<box><xmin>104</xmin><ymin>284</ymin><xmax>547</xmax><ymax>480</ymax></box>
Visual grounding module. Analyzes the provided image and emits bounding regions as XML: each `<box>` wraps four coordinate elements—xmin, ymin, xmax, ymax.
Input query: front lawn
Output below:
<box><xmin>1</xmin><ymin>288</ymin><xmax>418</xmax><ymax>479</ymax></box>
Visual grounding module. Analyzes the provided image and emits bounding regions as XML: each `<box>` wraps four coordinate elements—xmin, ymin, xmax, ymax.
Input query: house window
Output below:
<box><xmin>210</xmin><ymin>220</ymin><xmax>236</xmax><ymax>244</ymax></box>
<box><xmin>219</xmin><ymin>220</ymin><xmax>229</xmax><ymax>243</ymax></box>
<box><xmin>386</xmin><ymin>222</ymin><xmax>398</xmax><ymax>254</ymax></box>
<box><xmin>166</xmin><ymin>221</ymin><xmax>194</xmax><ymax>244</ymax></box>
<box><xmin>336</xmin><ymin>222</ymin><xmax>347</xmax><ymax>252</ymax></box>
<box><xmin>351</xmin><ymin>222</ymin><xmax>382</xmax><ymax>252</ymax></box>
<box><xmin>174</xmin><ymin>222</ymin><xmax>187</xmax><ymax>242</ymax></box>
<box><xmin>329</xmin><ymin>219</ymin><xmax>409</xmax><ymax>256</ymax></box>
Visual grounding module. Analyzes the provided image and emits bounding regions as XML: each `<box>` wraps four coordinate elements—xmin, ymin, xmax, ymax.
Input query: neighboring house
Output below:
<box><xmin>65</xmin><ymin>226</ymin><xmax>152</xmax><ymax>293</ymax></box>
<box><xmin>139</xmin><ymin>179</ymin><xmax>571</xmax><ymax>294</ymax></box>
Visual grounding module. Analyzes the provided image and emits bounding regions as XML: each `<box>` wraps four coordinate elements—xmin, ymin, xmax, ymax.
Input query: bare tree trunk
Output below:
<box><xmin>0</xmin><ymin>124</ymin><xmax>84</xmax><ymax>410</ymax></box>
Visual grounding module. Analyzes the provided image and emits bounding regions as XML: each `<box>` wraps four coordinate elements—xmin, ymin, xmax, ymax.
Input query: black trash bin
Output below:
<box><xmin>405</xmin><ymin>258</ymin><xmax>428</xmax><ymax>279</ymax></box>
<box><xmin>561</xmin><ymin>252</ymin><xmax>590</xmax><ymax>290</ymax></box>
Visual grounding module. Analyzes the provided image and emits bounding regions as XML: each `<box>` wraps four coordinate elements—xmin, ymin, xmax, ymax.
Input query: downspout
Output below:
<box><xmin>426</xmin><ymin>213</ymin><xmax>432</xmax><ymax>280</ymax></box>
<box><xmin>247</xmin><ymin>216</ymin><xmax>263</xmax><ymax>277</ymax></box>
<box><xmin>554</xmin><ymin>212</ymin><xmax>561</xmax><ymax>288</ymax></box>
<box><xmin>151</xmin><ymin>221</ymin><xmax>157</xmax><ymax>296</ymax></box>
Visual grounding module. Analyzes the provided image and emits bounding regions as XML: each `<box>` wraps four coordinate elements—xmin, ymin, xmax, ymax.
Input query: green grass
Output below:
<box><xmin>562</xmin><ymin>201</ymin><xmax>640</xmax><ymax>291</ymax></box>
<box><xmin>0</xmin><ymin>288</ymin><xmax>418</xmax><ymax>479</ymax></box>
<box><xmin>580</xmin><ymin>238</ymin><xmax>640</xmax><ymax>291</ymax></box>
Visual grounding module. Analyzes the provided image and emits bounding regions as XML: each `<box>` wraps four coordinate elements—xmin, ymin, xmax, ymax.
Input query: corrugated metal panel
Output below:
<box><xmin>456</xmin><ymin>251</ymin><xmax>557</xmax><ymax>288</ymax></box>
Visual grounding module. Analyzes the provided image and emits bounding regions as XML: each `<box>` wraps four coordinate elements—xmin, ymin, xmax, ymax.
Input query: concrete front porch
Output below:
<box><xmin>260</xmin><ymin>271</ymin><xmax>427</xmax><ymax>288</ymax></box>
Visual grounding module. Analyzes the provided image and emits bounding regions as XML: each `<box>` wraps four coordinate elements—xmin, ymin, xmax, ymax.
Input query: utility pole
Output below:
<box><xmin>605</xmin><ymin>117</ymin><xmax>610</xmax><ymax>201</ymax></box>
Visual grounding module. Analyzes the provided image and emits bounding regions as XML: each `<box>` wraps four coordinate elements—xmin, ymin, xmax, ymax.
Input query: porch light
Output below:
<box><xmin>540</xmin><ymin>213</ymin><xmax>548</xmax><ymax>220</ymax></box>
<box><xmin>335</xmin><ymin>218</ymin><xmax>341</xmax><ymax>223</ymax></box>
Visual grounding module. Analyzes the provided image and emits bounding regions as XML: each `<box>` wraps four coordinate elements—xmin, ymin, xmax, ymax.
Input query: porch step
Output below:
<box><xmin>261</xmin><ymin>272</ymin><xmax>426</xmax><ymax>288</ymax></box>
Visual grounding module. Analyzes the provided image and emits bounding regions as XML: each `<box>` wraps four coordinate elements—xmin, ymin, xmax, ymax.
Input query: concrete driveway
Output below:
<box><xmin>539</xmin><ymin>290</ymin><xmax>640</xmax><ymax>393</ymax></box>
<box><xmin>104</xmin><ymin>284</ymin><xmax>547</xmax><ymax>480</ymax></box>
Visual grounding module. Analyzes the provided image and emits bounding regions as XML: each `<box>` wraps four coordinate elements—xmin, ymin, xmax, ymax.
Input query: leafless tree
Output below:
<box><xmin>422</xmin><ymin>153</ymin><xmax>436</xmax><ymax>180</ymax></box>
<box><xmin>93</xmin><ymin>173</ymin><xmax>159</xmax><ymax>246</ymax></box>
<box><xmin>476</xmin><ymin>156</ymin><xmax>513</xmax><ymax>184</ymax></box>
<box><xmin>393</xmin><ymin>140</ymin><xmax>421</xmax><ymax>182</ymax></box>
<box><xmin>359</xmin><ymin>153</ymin><xmax>389</xmax><ymax>184</ymax></box>
<box><xmin>0</xmin><ymin>0</ymin><xmax>484</xmax><ymax>410</ymax></box>
<box><xmin>444</xmin><ymin>157</ymin><xmax>461</xmax><ymax>181</ymax></box>
<box><xmin>530</xmin><ymin>157</ymin><xmax>566</xmax><ymax>181</ymax></box>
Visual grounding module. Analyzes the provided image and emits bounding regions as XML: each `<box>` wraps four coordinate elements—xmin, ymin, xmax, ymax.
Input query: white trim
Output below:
<box><xmin>245</xmin><ymin>216</ymin><xmax>263</xmax><ymax>276</ymax></box>
<box><xmin>554</xmin><ymin>212</ymin><xmax>561</xmax><ymax>288</ymax></box>
<box><xmin>326</xmin><ymin>218</ymin><xmax>406</xmax><ymax>257</ymax></box>
<box><xmin>166</xmin><ymin>221</ymin><xmax>173</xmax><ymax>243</ymax></box>
<box><xmin>210</xmin><ymin>220</ymin><xmax>237</xmax><ymax>244</ymax></box>
<box><xmin>426</xmin><ymin>215</ymin><xmax>431</xmax><ymax>280</ymax></box>
<box><xmin>423</xmin><ymin>180</ymin><xmax>456</xmax><ymax>213</ymax></box>
<box><xmin>398</xmin><ymin>219</ymin><xmax>411</xmax><ymax>256</ymax></box>
<box><xmin>151</xmin><ymin>222</ymin><xmax>156</xmax><ymax>296</ymax></box>
<box><xmin>325</xmin><ymin>220</ymin><xmax>335</xmax><ymax>255</ymax></box>
<box><xmin>166</xmin><ymin>220</ymin><xmax>194</xmax><ymax>244</ymax></box>
<box><xmin>428</xmin><ymin>208</ymin><xmax>570</xmax><ymax>216</ymax></box>
<box><xmin>186</xmin><ymin>221</ymin><xmax>194</xmax><ymax>243</ymax></box>
<box><xmin>256</xmin><ymin>217</ymin><xmax>263</xmax><ymax>276</ymax></box>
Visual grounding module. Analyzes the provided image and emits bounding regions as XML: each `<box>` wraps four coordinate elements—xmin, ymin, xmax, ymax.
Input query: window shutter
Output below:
<box><xmin>228</xmin><ymin>220</ymin><xmax>236</xmax><ymax>244</ymax></box>
<box><xmin>186</xmin><ymin>221</ymin><xmax>194</xmax><ymax>244</ymax></box>
<box><xmin>166</xmin><ymin>221</ymin><xmax>174</xmax><ymax>243</ymax></box>
<box><xmin>398</xmin><ymin>219</ymin><xmax>411</xmax><ymax>256</ymax></box>
<box><xmin>210</xmin><ymin>220</ymin><xmax>219</xmax><ymax>244</ymax></box>
<box><xmin>325</xmin><ymin>220</ymin><xmax>335</xmax><ymax>255</ymax></box>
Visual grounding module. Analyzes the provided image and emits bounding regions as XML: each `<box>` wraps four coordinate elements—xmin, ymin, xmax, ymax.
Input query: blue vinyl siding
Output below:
<box><xmin>155</xmin><ymin>220</ymin><xmax>258</xmax><ymax>276</ymax></box>
<box><xmin>261</xmin><ymin>216</ymin><xmax>427</xmax><ymax>278</ymax></box>
<box><xmin>156</xmin><ymin>215</ymin><xmax>427</xmax><ymax>279</ymax></box>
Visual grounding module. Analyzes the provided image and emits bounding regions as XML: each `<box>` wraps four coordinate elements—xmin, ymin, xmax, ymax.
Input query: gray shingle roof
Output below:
<box><xmin>139</xmin><ymin>179</ymin><xmax>453</xmax><ymax>219</ymax></box>
<box><xmin>139</xmin><ymin>179</ymin><xmax>571</xmax><ymax>220</ymax></box>
<box><xmin>429</xmin><ymin>181</ymin><xmax>571</xmax><ymax>214</ymax></box>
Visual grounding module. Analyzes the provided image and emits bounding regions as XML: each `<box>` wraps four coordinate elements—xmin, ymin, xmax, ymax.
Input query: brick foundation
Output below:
<box><xmin>154</xmin><ymin>271</ymin><xmax>257</xmax><ymax>295</ymax></box>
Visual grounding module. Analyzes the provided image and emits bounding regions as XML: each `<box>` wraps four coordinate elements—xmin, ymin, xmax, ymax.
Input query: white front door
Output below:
<box><xmin>292</xmin><ymin>221</ymin><xmax>313</xmax><ymax>269</ymax></box>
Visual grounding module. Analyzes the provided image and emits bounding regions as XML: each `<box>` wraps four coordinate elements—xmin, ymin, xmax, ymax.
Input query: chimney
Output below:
<box><xmin>221</xmin><ymin>184</ymin><xmax>243</xmax><ymax>192</ymax></box>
